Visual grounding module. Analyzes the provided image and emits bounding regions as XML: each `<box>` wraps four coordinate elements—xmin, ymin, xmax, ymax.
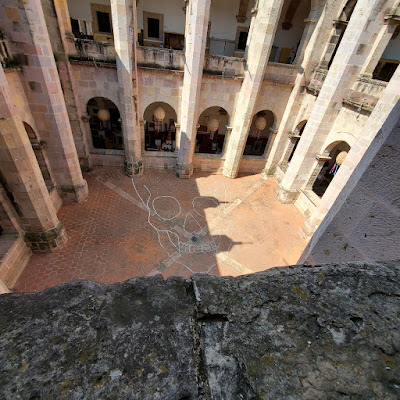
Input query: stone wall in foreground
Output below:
<box><xmin>0</xmin><ymin>262</ymin><xmax>399</xmax><ymax>399</ymax></box>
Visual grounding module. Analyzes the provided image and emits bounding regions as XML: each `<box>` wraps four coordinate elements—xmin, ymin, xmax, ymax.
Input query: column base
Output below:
<box><xmin>176</xmin><ymin>162</ymin><xmax>193</xmax><ymax>179</ymax></box>
<box><xmin>300</xmin><ymin>216</ymin><xmax>321</xmax><ymax>241</ymax></box>
<box><xmin>24</xmin><ymin>222</ymin><xmax>67</xmax><ymax>253</ymax></box>
<box><xmin>262</xmin><ymin>164</ymin><xmax>277</xmax><ymax>177</ymax></box>
<box><xmin>125</xmin><ymin>159</ymin><xmax>144</xmax><ymax>176</ymax></box>
<box><xmin>79</xmin><ymin>156</ymin><xmax>92</xmax><ymax>173</ymax></box>
<box><xmin>275</xmin><ymin>184</ymin><xmax>300</xmax><ymax>204</ymax></box>
<box><xmin>59</xmin><ymin>180</ymin><xmax>89</xmax><ymax>204</ymax></box>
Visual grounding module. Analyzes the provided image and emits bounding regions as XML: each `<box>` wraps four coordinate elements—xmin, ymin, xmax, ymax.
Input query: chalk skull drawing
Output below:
<box><xmin>132</xmin><ymin>178</ymin><xmax>233</xmax><ymax>274</ymax></box>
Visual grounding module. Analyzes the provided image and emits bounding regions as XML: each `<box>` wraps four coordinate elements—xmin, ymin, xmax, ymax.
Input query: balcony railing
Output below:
<box><xmin>264</xmin><ymin>62</ymin><xmax>298</xmax><ymax>86</ymax></box>
<box><xmin>203</xmin><ymin>54</ymin><xmax>245</xmax><ymax>78</ymax></box>
<box><xmin>71</xmin><ymin>38</ymin><xmax>116</xmax><ymax>63</ymax></box>
<box><xmin>342</xmin><ymin>77</ymin><xmax>387</xmax><ymax>112</ymax></box>
<box><xmin>306</xmin><ymin>67</ymin><xmax>328</xmax><ymax>94</ymax></box>
<box><xmin>136</xmin><ymin>46</ymin><xmax>185</xmax><ymax>71</ymax></box>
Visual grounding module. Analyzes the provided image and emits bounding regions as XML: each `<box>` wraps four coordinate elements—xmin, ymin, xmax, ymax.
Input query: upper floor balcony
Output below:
<box><xmin>66</xmin><ymin>0</ymin><xmax>314</xmax><ymax>68</ymax></box>
<box><xmin>343</xmin><ymin>76</ymin><xmax>388</xmax><ymax>113</ymax></box>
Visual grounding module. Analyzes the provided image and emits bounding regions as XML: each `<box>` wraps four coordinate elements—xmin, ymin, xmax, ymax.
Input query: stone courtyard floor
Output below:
<box><xmin>14</xmin><ymin>168</ymin><xmax>307</xmax><ymax>292</ymax></box>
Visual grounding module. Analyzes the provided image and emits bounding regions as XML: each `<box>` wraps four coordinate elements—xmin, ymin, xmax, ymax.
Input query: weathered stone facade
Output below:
<box><xmin>0</xmin><ymin>262</ymin><xmax>399</xmax><ymax>398</ymax></box>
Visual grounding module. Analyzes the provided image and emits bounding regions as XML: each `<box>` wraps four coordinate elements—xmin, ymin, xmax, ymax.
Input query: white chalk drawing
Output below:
<box><xmin>132</xmin><ymin>178</ymin><xmax>232</xmax><ymax>274</ymax></box>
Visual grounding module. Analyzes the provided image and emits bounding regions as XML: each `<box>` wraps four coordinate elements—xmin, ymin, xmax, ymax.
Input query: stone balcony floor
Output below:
<box><xmin>14</xmin><ymin>168</ymin><xmax>306</xmax><ymax>292</ymax></box>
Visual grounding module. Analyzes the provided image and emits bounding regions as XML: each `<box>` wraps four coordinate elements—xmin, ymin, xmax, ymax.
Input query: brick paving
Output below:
<box><xmin>14</xmin><ymin>168</ymin><xmax>307</xmax><ymax>292</ymax></box>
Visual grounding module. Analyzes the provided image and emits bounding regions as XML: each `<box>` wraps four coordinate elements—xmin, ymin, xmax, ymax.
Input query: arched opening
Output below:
<box><xmin>243</xmin><ymin>110</ymin><xmax>275</xmax><ymax>157</ymax></box>
<box><xmin>195</xmin><ymin>107</ymin><xmax>229</xmax><ymax>155</ymax></box>
<box><xmin>144</xmin><ymin>102</ymin><xmax>177</xmax><ymax>152</ymax></box>
<box><xmin>269</xmin><ymin>0</ymin><xmax>311</xmax><ymax>64</ymax></box>
<box><xmin>312</xmin><ymin>141</ymin><xmax>351</xmax><ymax>197</ymax></box>
<box><xmin>87</xmin><ymin>97</ymin><xmax>123</xmax><ymax>150</ymax></box>
<box><xmin>23</xmin><ymin>122</ymin><xmax>54</xmax><ymax>192</ymax></box>
<box><xmin>288</xmin><ymin>120</ymin><xmax>307</xmax><ymax>163</ymax></box>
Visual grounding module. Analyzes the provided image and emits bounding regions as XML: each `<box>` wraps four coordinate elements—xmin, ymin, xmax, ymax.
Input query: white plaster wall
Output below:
<box><xmin>209</xmin><ymin>0</ymin><xmax>253</xmax><ymax>41</ymax></box>
<box><xmin>273</xmin><ymin>0</ymin><xmax>311</xmax><ymax>50</ymax></box>
<box><xmin>67</xmin><ymin>0</ymin><xmax>110</xmax><ymax>21</ymax></box>
<box><xmin>137</xmin><ymin>0</ymin><xmax>186</xmax><ymax>33</ymax></box>
<box><xmin>382</xmin><ymin>30</ymin><xmax>400</xmax><ymax>61</ymax></box>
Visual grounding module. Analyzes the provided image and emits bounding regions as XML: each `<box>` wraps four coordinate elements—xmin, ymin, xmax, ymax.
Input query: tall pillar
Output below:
<box><xmin>262</xmin><ymin>0</ymin><xmax>332</xmax><ymax>177</ymax></box>
<box><xmin>275</xmin><ymin>0</ymin><xmax>396</xmax><ymax>203</ymax></box>
<box><xmin>5</xmin><ymin>0</ymin><xmax>89</xmax><ymax>203</ymax></box>
<box><xmin>299</xmin><ymin>65</ymin><xmax>400</xmax><ymax>258</ymax></box>
<box><xmin>0</xmin><ymin>67</ymin><xmax>67</xmax><ymax>252</ymax></box>
<box><xmin>111</xmin><ymin>0</ymin><xmax>143</xmax><ymax>176</ymax></box>
<box><xmin>176</xmin><ymin>0</ymin><xmax>211</xmax><ymax>178</ymax></box>
<box><xmin>222</xmin><ymin>0</ymin><xmax>284</xmax><ymax>179</ymax></box>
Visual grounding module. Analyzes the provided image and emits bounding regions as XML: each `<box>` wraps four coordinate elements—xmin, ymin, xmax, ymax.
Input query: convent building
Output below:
<box><xmin>0</xmin><ymin>0</ymin><xmax>399</xmax><ymax>292</ymax></box>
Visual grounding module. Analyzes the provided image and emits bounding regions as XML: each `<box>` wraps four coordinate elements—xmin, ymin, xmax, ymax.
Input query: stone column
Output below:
<box><xmin>7</xmin><ymin>0</ymin><xmax>89</xmax><ymax>203</ymax></box>
<box><xmin>299</xmin><ymin>65</ymin><xmax>400</xmax><ymax>260</ymax></box>
<box><xmin>48</xmin><ymin>0</ymin><xmax>92</xmax><ymax>171</ymax></box>
<box><xmin>222</xmin><ymin>126</ymin><xmax>233</xmax><ymax>156</ymax></box>
<box><xmin>176</xmin><ymin>0</ymin><xmax>211</xmax><ymax>178</ymax></box>
<box><xmin>0</xmin><ymin>67</ymin><xmax>66</xmax><ymax>252</ymax></box>
<box><xmin>275</xmin><ymin>0</ymin><xmax>395</xmax><ymax>204</ymax></box>
<box><xmin>300</xmin><ymin>65</ymin><xmax>400</xmax><ymax>239</ymax></box>
<box><xmin>222</xmin><ymin>0</ymin><xmax>284</xmax><ymax>179</ymax></box>
<box><xmin>262</xmin><ymin>1</ymin><xmax>330</xmax><ymax>177</ymax></box>
<box><xmin>111</xmin><ymin>0</ymin><xmax>143</xmax><ymax>176</ymax></box>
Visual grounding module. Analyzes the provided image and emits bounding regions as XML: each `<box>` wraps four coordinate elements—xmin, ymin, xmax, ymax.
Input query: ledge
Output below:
<box><xmin>305</xmin><ymin>86</ymin><xmax>320</xmax><ymax>96</ymax></box>
<box><xmin>90</xmin><ymin>149</ymin><xmax>124</xmax><ymax>156</ymax></box>
<box><xmin>342</xmin><ymin>98</ymin><xmax>374</xmax><ymax>113</ymax></box>
<box><xmin>137</xmin><ymin>65</ymin><xmax>184</xmax><ymax>74</ymax></box>
<box><xmin>299</xmin><ymin>188</ymin><xmax>321</xmax><ymax>207</ymax></box>
<box><xmin>69</xmin><ymin>57</ymin><xmax>117</xmax><ymax>68</ymax></box>
<box><xmin>143</xmin><ymin>151</ymin><xmax>177</xmax><ymax>158</ymax></box>
<box><xmin>194</xmin><ymin>153</ymin><xmax>225</xmax><ymax>160</ymax></box>
<box><xmin>242</xmin><ymin>155</ymin><xmax>267</xmax><ymax>161</ymax></box>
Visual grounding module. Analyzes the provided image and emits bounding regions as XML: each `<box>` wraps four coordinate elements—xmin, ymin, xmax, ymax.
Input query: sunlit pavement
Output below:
<box><xmin>15</xmin><ymin>167</ymin><xmax>307</xmax><ymax>292</ymax></box>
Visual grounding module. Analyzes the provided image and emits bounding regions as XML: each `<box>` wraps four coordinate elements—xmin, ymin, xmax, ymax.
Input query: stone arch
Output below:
<box><xmin>86</xmin><ymin>97</ymin><xmax>123</xmax><ymax>150</ymax></box>
<box><xmin>195</xmin><ymin>106</ymin><xmax>230</xmax><ymax>155</ymax></box>
<box><xmin>243</xmin><ymin>110</ymin><xmax>276</xmax><ymax>157</ymax></box>
<box><xmin>198</xmin><ymin>97</ymin><xmax>235</xmax><ymax>124</ymax></box>
<box><xmin>309</xmin><ymin>140</ymin><xmax>351</xmax><ymax>198</ymax></box>
<box><xmin>322</xmin><ymin>132</ymin><xmax>356</xmax><ymax>152</ymax></box>
<box><xmin>23</xmin><ymin>122</ymin><xmax>54</xmax><ymax>192</ymax></box>
<box><xmin>81</xmin><ymin>90</ymin><xmax>120</xmax><ymax>118</ymax></box>
<box><xmin>141</xmin><ymin>96</ymin><xmax>180</xmax><ymax>122</ymax></box>
<box><xmin>143</xmin><ymin>102</ymin><xmax>177</xmax><ymax>152</ymax></box>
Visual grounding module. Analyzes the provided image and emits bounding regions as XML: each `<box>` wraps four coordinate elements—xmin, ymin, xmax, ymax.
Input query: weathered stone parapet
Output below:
<box><xmin>0</xmin><ymin>261</ymin><xmax>399</xmax><ymax>398</ymax></box>
<box><xmin>24</xmin><ymin>221</ymin><xmax>67</xmax><ymax>252</ymax></box>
